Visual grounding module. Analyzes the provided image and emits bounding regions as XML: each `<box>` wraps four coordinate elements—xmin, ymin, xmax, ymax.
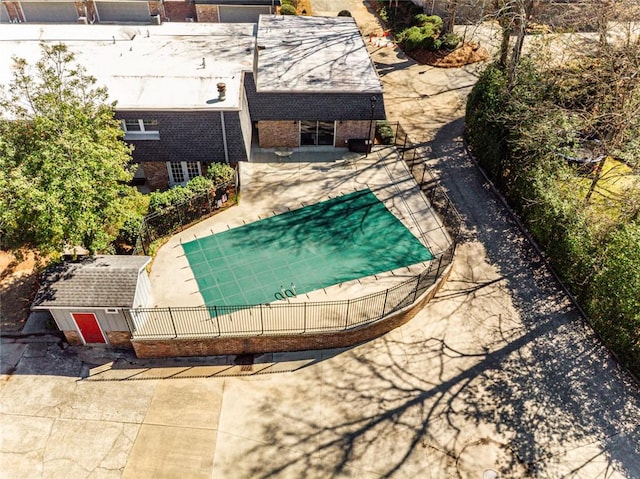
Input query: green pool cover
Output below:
<box><xmin>182</xmin><ymin>189</ymin><xmax>433</xmax><ymax>306</ymax></box>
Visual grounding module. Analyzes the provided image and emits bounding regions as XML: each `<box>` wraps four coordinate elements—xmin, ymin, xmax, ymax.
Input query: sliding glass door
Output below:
<box><xmin>300</xmin><ymin>121</ymin><xmax>335</xmax><ymax>146</ymax></box>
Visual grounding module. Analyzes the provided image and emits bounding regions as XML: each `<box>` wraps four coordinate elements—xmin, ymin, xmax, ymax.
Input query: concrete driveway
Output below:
<box><xmin>2</xmin><ymin>3</ymin><xmax>640</xmax><ymax>479</ymax></box>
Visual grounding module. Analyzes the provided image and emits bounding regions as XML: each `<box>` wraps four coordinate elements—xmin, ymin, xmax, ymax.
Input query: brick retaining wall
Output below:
<box><xmin>132</xmin><ymin>262</ymin><xmax>453</xmax><ymax>358</ymax></box>
<box><xmin>64</xmin><ymin>330</ymin><xmax>82</xmax><ymax>345</ymax></box>
<box><xmin>106</xmin><ymin>331</ymin><xmax>133</xmax><ymax>348</ymax></box>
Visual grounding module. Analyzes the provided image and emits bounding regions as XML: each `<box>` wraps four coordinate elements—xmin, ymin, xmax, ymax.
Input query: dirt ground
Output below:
<box><xmin>0</xmin><ymin>250</ymin><xmax>41</xmax><ymax>332</ymax></box>
<box><xmin>297</xmin><ymin>0</ymin><xmax>312</xmax><ymax>15</ymax></box>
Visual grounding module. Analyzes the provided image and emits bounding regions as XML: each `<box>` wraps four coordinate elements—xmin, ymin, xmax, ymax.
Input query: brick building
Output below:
<box><xmin>0</xmin><ymin>0</ymin><xmax>279</xmax><ymax>24</ymax></box>
<box><xmin>0</xmin><ymin>16</ymin><xmax>385</xmax><ymax>190</ymax></box>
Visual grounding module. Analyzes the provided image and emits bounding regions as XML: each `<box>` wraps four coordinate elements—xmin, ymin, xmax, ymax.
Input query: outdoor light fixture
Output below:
<box><xmin>366</xmin><ymin>95</ymin><xmax>378</xmax><ymax>158</ymax></box>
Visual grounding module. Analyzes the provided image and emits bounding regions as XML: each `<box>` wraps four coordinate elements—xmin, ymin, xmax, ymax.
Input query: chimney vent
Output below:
<box><xmin>217</xmin><ymin>82</ymin><xmax>226</xmax><ymax>101</ymax></box>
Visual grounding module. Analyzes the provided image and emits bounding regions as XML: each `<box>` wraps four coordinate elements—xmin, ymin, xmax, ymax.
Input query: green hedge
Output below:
<box><xmin>465</xmin><ymin>61</ymin><xmax>640</xmax><ymax>375</ymax></box>
<box><xmin>115</xmin><ymin>171</ymin><xmax>230</xmax><ymax>250</ymax></box>
<box><xmin>589</xmin><ymin>222</ymin><xmax>640</xmax><ymax>368</ymax></box>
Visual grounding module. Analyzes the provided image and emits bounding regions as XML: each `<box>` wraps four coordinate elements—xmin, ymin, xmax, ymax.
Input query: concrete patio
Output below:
<box><xmin>2</xmin><ymin>2</ymin><xmax>640</xmax><ymax>478</ymax></box>
<box><xmin>148</xmin><ymin>146</ymin><xmax>451</xmax><ymax>309</ymax></box>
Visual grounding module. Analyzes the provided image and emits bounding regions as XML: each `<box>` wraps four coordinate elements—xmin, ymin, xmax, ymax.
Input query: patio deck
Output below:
<box><xmin>148</xmin><ymin>147</ymin><xmax>451</xmax><ymax>311</ymax></box>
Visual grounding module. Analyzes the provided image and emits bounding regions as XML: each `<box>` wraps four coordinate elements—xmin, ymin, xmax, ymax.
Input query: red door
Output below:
<box><xmin>72</xmin><ymin>313</ymin><xmax>107</xmax><ymax>344</ymax></box>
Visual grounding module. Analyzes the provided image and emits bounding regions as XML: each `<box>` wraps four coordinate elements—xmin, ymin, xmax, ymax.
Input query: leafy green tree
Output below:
<box><xmin>0</xmin><ymin>43</ymin><xmax>134</xmax><ymax>255</ymax></box>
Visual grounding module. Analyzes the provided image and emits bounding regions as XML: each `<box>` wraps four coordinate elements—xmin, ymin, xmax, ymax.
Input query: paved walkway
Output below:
<box><xmin>2</xmin><ymin>5</ymin><xmax>640</xmax><ymax>479</ymax></box>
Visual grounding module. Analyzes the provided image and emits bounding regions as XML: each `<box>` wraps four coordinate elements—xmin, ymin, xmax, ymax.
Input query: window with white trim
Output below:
<box><xmin>167</xmin><ymin>161</ymin><xmax>202</xmax><ymax>186</ymax></box>
<box><xmin>121</xmin><ymin>119</ymin><xmax>160</xmax><ymax>140</ymax></box>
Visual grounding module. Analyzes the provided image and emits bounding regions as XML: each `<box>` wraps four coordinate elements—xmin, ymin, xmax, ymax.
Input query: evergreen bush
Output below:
<box><xmin>280</xmin><ymin>4</ymin><xmax>297</xmax><ymax>15</ymax></box>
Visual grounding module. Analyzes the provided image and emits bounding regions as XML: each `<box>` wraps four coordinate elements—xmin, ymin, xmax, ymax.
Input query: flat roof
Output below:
<box><xmin>0</xmin><ymin>23</ymin><xmax>256</xmax><ymax>110</ymax></box>
<box><xmin>195</xmin><ymin>0</ymin><xmax>281</xmax><ymax>4</ymax></box>
<box><xmin>255</xmin><ymin>15</ymin><xmax>382</xmax><ymax>93</ymax></box>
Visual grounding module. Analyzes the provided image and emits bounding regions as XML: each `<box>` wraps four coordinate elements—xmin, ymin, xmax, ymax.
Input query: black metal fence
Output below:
<box><xmin>376</xmin><ymin>121</ymin><xmax>410</xmax><ymax>150</ymax></box>
<box><xmin>127</xmin><ymin>127</ymin><xmax>461</xmax><ymax>340</ymax></box>
<box><xmin>133</xmin><ymin>172</ymin><xmax>238</xmax><ymax>255</ymax></box>
<box><xmin>126</xmin><ymin>252</ymin><xmax>453</xmax><ymax>339</ymax></box>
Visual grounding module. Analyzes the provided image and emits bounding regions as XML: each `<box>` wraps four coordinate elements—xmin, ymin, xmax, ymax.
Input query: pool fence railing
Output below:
<box><xmin>125</xmin><ymin>126</ymin><xmax>462</xmax><ymax>340</ymax></box>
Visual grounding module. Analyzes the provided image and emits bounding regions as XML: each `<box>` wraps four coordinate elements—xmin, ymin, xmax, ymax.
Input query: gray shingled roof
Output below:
<box><xmin>32</xmin><ymin>256</ymin><xmax>151</xmax><ymax>309</ymax></box>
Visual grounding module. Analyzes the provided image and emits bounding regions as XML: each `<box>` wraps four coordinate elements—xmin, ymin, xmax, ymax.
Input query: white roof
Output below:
<box><xmin>0</xmin><ymin>23</ymin><xmax>256</xmax><ymax>110</ymax></box>
<box><xmin>255</xmin><ymin>15</ymin><xmax>382</xmax><ymax>93</ymax></box>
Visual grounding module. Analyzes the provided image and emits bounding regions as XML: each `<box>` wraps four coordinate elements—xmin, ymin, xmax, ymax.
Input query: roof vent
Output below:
<box><xmin>217</xmin><ymin>83</ymin><xmax>226</xmax><ymax>101</ymax></box>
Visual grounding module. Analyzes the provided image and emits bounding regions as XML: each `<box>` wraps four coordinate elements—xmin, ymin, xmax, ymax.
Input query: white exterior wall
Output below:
<box><xmin>239</xmin><ymin>85</ymin><xmax>252</xmax><ymax>161</ymax></box>
<box><xmin>50</xmin><ymin>307</ymin><xmax>130</xmax><ymax>333</ymax></box>
<box><xmin>133</xmin><ymin>268</ymin><xmax>152</xmax><ymax>309</ymax></box>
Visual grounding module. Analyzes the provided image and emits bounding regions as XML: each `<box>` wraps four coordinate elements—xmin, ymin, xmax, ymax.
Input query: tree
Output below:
<box><xmin>0</xmin><ymin>43</ymin><xmax>134</xmax><ymax>255</ymax></box>
<box><xmin>493</xmin><ymin>0</ymin><xmax>534</xmax><ymax>88</ymax></box>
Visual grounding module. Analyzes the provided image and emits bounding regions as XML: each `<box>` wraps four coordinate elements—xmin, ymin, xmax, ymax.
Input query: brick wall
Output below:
<box><xmin>64</xmin><ymin>330</ymin><xmax>82</xmax><ymax>345</ymax></box>
<box><xmin>163</xmin><ymin>0</ymin><xmax>196</xmax><ymax>21</ymax></box>
<box><xmin>257</xmin><ymin>120</ymin><xmax>299</xmax><ymax>148</ymax></box>
<box><xmin>132</xmin><ymin>263</ymin><xmax>453</xmax><ymax>358</ymax></box>
<box><xmin>258</xmin><ymin>120</ymin><xmax>372</xmax><ymax>148</ymax></box>
<box><xmin>335</xmin><ymin>120</ymin><xmax>373</xmax><ymax>147</ymax></box>
<box><xmin>73</xmin><ymin>1</ymin><xmax>84</xmax><ymax>18</ymax></box>
<box><xmin>148</xmin><ymin>0</ymin><xmax>161</xmax><ymax>16</ymax></box>
<box><xmin>2</xmin><ymin>2</ymin><xmax>24</xmax><ymax>21</ymax></box>
<box><xmin>106</xmin><ymin>331</ymin><xmax>133</xmax><ymax>348</ymax></box>
<box><xmin>85</xmin><ymin>1</ymin><xmax>97</xmax><ymax>22</ymax></box>
<box><xmin>141</xmin><ymin>162</ymin><xmax>169</xmax><ymax>191</ymax></box>
<box><xmin>195</xmin><ymin>4</ymin><xmax>219</xmax><ymax>22</ymax></box>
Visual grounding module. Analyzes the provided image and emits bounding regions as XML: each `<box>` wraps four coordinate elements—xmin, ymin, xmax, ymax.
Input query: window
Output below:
<box><xmin>121</xmin><ymin>119</ymin><xmax>160</xmax><ymax>140</ymax></box>
<box><xmin>300</xmin><ymin>121</ymin><xmax>335</xmax><ymax>146</ymax></box>
<box><xmin>167</xmin><ymin>161</ymin><xmax>201</xmax><ymax>186</ymax></box>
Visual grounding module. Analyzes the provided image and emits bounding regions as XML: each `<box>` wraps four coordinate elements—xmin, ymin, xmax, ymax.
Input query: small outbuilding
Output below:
<box><xmin>31</xmin><ymin>255</ymin><xmax>151</xmax><ymax>348</ymax></box>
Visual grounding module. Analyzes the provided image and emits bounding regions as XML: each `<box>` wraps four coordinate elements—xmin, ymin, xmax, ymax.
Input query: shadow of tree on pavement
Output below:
<box><xmin>217</xmin><ymin>118</ymin><xmax>640</xmax><ymax>478</ymax></box>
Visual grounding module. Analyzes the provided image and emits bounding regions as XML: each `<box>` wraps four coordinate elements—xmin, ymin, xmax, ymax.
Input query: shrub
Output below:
<box><xmin>118</xmin><ymin>214</ymin><xmax>144</xmax><ymax>247</ymax></box>
<box><xmin>465</xmin><ymin>64</ymin><xmax>510</xmax><ymax>183</ymax></box>
<box><xmin>398</xmin><ymin>24</ymin><xmax>442</xmax><ymax>51</ymax></box>
<box><xmin>378</xmin><ymin>5</ymin><xmax>388</xmax><ymax>23</ymax></box>
<box><xmin>398</xmin><ymin>26</ymin><xmax>424</xmax><ymax>51</ymax></box>
<box><xmin>280</xmin><ymin>4</ymin><xmax>297</xmax><ymax>15</ymax></box>
<box><xmin>337</xmin><ymin>10</ymin><xmax>352</xmax><ymax>17</ymax></box>
<box><xmin>148</xmin><ymin>187</ymin><xmax>193</xmax><ymax>214</ymax></box>
<box><xmin>282</xmin><ymin>0</ymin><xmax>298</xmax><ymax>7</ymax></box>
<box><xmin>414</xmin><ymin>14</ymin><xmax>443</xmax><ymax>31</ymax></box>
<box><xmin>441</xmin><ymin>33</ymin><xmax>461</xmax><ymax>50</ymax></box>
<box><xmin>466</xmin><ymin>58</ymin><xmax>640</xmax><ymax>378</ymax></box>
<box><xmin>185</xmin><ymin>175</ymin><xmax>215</xmax><ymax>195</ymax></box>
<box><xmin>206</xmin><ymin>162</ymin><xmax>235</xmax><ymax>185</ymax></box>
<box><xmin>376</xmin><ymin>121</ymin><xmax>395</xmax><ymax>145</ymax></box>
<box><xmin>423</xmin><ymin>35</ymin><xmax>442</xmax><ymax>51</ymax></box>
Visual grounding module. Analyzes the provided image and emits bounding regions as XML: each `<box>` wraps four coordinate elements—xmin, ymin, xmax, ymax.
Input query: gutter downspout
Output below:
<box><xmin>220</xmin><ymin>111</ymin><xmax>229</xmax><ymax>164</ymax></box>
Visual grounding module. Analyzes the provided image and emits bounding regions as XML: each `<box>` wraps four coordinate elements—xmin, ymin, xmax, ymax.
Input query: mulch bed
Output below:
<box><xmin>407</xmin><ymin>42</ymin><xmax>490</xmax><ymax>68</ymax></box>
